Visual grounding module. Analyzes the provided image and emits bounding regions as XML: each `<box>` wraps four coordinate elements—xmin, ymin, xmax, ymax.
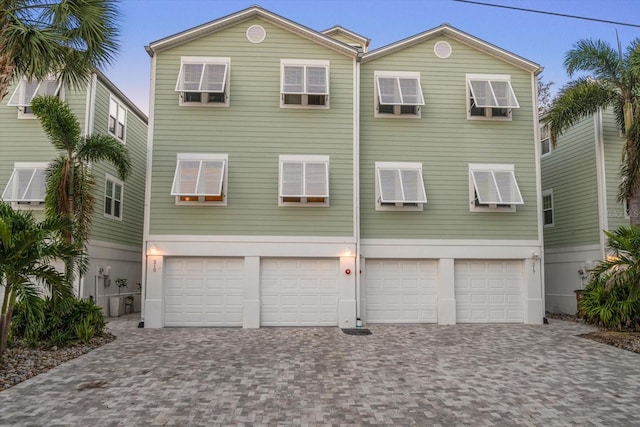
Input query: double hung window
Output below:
<box><xmin>171</xmin><ymin>153</ymin><xmax>227</xmax><ymax>205</ymax></box>
<box><xmin>469</xmin><ymin>164</ymin><xmax>523</xmax><ymax>212</ymax></box>
<box><xmin>280</xmin><ymin>60</ymin><xmax>329</xmax><ymax>108</ymax></box>
<box><xmin>374</xmin><ymin>71</ymin><xmax>424</xmax><ymax>117</ymax></box>
<box><xmin>175</xmin><ymin>57</ymin><xmax>230</xmax><ymax>106</ymax></box>
<box><xmin>375</xmin><ymin>162</ymin><xmax>427</xmax><ymax>210</ymax></box>
<box><xmin>467</xmin><ymin>74</ymin><xmax>519</xmax><ymax>120</ymax></box>
<box><xmin>2</xmin><ymin>162</ymin><xmax>48</xmax><ymax>209</ymax></box>
<box><xmin>279</xmin><ymin>155</ymin><xmax>329</xmax><ymax>205</ymax></box>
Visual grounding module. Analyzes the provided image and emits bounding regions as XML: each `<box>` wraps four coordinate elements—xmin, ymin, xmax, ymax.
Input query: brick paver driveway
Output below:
<box><xmin>1</xmin><ymin>316</ymin><xmax>639</xmax><ymax>426</ymax></box>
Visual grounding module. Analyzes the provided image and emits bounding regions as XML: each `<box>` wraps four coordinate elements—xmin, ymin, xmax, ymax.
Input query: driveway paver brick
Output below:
<box><xmin>0</xmin><ymin>317</ymin><xmax>639</xmax><ymax>426</ymax></box>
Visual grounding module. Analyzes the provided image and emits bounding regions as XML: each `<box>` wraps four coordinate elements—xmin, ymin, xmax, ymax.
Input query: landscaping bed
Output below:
<box><xmin>547</xmin><ymin>312</ymin><xmax>640</xmax><ymax>354</ymax></box>
<box><xmin>0</xmin><ymin>334</ymin><xmax>115</xmax><ymax>391</ymax></box>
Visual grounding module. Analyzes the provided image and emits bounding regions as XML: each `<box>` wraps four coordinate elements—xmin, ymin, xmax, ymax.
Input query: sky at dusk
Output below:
<box><xmin>108</xmin><ymin>0</ymin><xmax>640</xmax><ymax>115</ymax></box>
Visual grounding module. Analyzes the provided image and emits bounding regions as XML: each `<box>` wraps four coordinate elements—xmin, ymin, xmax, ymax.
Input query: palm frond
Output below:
<box><xmin>30</xmin><ymin>96</ymin><xmax>81</xmax><ymax>152</ymax></box>
<box><xmin>564</xmin><ymin>39</ymin><xmax>621</xmax><ymax>81</ymax></box>
<box><xmin>2</xmin><ymin>0</ymin><xmax>120</xmax><ymax>94</ymax></box>
<box><xmin>541</xmin><ymin>78</ymin><xmax>617</xmax><ymax>145</ymax></box>
<box><xmin>77</xmin><ymin>134</ymin><xmax>132</xmax><ymax>181</ymax></box>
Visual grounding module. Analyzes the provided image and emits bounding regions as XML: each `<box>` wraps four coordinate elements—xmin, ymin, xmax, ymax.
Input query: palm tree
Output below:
<box><xmin>0</xmin><ymin>0</ymin><xmax>119</xmax><ymax>101</ymax></box>
<box><xmin>30</xmin><ymin>95</ymin><xmax>131</xmax><ymax>247</ymax></box>
<box><xmin>542</xmin><ymin>38</ymin><xmax>640</xmax><ymax>224</ymax></box>
<box><xmin>0</xmin><ymin>201</ymin><xmax>86</xmax><ymax>355</ymax></box>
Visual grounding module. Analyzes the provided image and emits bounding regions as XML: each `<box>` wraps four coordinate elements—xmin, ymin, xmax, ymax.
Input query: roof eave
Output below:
<box><xmin>146</xmin><ymin>6</ymin><xmax>358</xmax><ymax>58</ymax></box>
<box><xmin>362</xmin><ymin>24</ymin><xmax>541</xmax><ymax>74</ymax></box>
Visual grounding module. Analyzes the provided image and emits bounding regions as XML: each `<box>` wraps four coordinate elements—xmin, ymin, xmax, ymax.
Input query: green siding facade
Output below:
<box><xmin>0</xmin><ymin>76</ymin><xmax>147</xmax><ymax>247</ymax></box>
<box><xmin>0</xmin><ymin>81</ymin><xmax>89</xmax><ymax>221</ymax></box>
<box><xmin>541</xmin><ymin>114</ymin><xmax>600</xmax><ymax>248</ymax></box>
<box><xmin>89</xmin><ymin>80</ymin><xmax>147</xmax><ymax>246</ymax></box>
<box><xmin>602</xmin><ymin>108</ymin><xmax>627</xmax><ymax>231</ymax></box>
<box><xmin>360</xmin><ymin>36</ymin><xmax>539</xmax><ymax>240</ymax></box>
<box><xmin>148</xmin><ymin>18</ymin><xmax>356</xmax><ymax>237</ymax></box>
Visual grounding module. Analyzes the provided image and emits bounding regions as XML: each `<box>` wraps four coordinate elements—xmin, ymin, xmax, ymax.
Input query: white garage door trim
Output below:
<box><xmin>365</xmin><ymin>259</ymin><xmax>438</xmax><ymax>324</ymax></box>
<box><xmin>455</xmin><ymin>260</ymin><xmax>523</xmax><ymax>323</ymax></box>
<box><xmin>261</xmin><ymin>258</ymin><xmax>340</xmax><ymax>326</ymax></box>
<box><xmin>165</xmin><ymin>257</ymin><xmax>244</xmax><ymax>327</ymax></box>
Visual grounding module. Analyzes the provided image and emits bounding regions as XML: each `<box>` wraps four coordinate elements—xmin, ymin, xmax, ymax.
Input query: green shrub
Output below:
<box><xmin>10</xmin><ymin>296</ymin><xmax>106</xmax><ymax>347</ymax></box>
<box><xmin>74</xmin><ymin>318</ymin><xmax>95</xmax><ymax>344</ymax></box>
<box><xmin>580</xmin><ymin>274</ymin><xmax>640</xmax><ymax>330</ymax></box>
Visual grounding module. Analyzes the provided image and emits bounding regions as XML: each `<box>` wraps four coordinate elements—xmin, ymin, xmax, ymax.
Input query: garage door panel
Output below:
<box><xmin>165</xmin><ymin>257</ymin><xmax>244</xmax><ymax>327</ymax></box>
<box><xmin>455</xmin><ymin>260</ymin><xmax>523</xmax><ymax>324</ymax></box>
<box><xmin>260</xmin><ymin>258</ymin><xmax>339</xmax><ymax>326</ymax></box>
<box><xmin>366</xmin><ymin>259</ymin><xmax>438</xmax><ymax>324</ymax></box>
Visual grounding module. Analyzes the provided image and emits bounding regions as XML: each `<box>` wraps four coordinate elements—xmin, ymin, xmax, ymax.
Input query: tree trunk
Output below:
<box><xmin>0</xmin><ymin>286</ymin><xmax>13</xmax><ymax>356</ymax></box>
<box><xmin>0</xmin><ymin>307</ymin><xmax>13</xmax><ymax>355</ymax></box>
<box><xmin>0</xmin><ymin>52</ymin><xmax>17</xmax><ymax>102</ymax></box>
<box><xmin>630</xmin><ymin>184</ymin><xmax>640</xmax><ymax>227</ymax></box>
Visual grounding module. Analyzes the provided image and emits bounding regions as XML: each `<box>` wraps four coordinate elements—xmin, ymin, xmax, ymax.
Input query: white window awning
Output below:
<box><xmin>171</xmin><ymin>156</ymin><xmax>226</xmax><ymax>196</ymax></box>
<box><xmin>376</xmin><ymin>76</ymin><xmax>424</xmax><ymax>106</ymax></box>
<box><xmin>2</xmin><ymin>164</ymin><xmax>47</xmax><ymax>202</ymax></box>
<box><xmin>281</xmin><ymin>63</ymin><xmax>329</xmax><ymax>95</ymax></box>
<box><xmin>470</xmin><ymin>167</ymin><xmax>523</xmax><ymax>205</ymax></box>
<box><xmin>7</xmin><ymin>79</ymin><xmax>61</xmax><ymax>107</ymax></box>
<box><xmin>468</xmin><ymin>78</ymin><xmax>519</xmax><ymax>109</ymax></box>
<box><xmin>279</xmin><ymin>157</ymin><xmax>329</xmax><ymax>197</ymax></box>
<box><xmin>377</xmin><ymin>163</ymin><xmax>427</xmax><ymax>203</ymax></box>
<box><xmin>175</xmin><ymin>61</ymin><xmax>228</xmax><ymax>93</ymax></box>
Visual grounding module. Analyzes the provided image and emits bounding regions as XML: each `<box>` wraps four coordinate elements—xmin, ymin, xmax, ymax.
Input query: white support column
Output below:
<box><xmin>144</xmin><ymin>255</ymin><xmax>164</xmax><ymax>328</ymax></box>
<box><xmin>243</xmin><ymin>256</ymin><xmax>260</xmax><ymax>328</ymax></box>
<box><xmin>525</xmin><ymin>257</ymin><xmax>544</xmax><ymax>324</ymax></box>
<box><xmin>338</xmin><ymin>256</ymin><xmax>357</xmax><ymax>328</ymax></box>
<box><xmin>438</xmin><ymin>258</ymin><xmax>456</xmax><ymax>325</ymax></box>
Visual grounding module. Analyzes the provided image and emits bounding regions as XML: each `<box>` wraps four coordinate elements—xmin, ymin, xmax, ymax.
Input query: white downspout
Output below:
<box><xmin>594</xmin><ymin>109</ymin><xmax>608</xmax><ymax>258</ymax></box>
<box><xmin>354</xmin><ymin>53</ymin><xmax>362</xmax><ymax>323</ymax></box>
<box><xmin>78</xmin><ymin>74</ymin><xmax>98</xmax><ymax>299</ymax></box>
<box><xmin>141</xmin><ymin>52</ymin><xmax>158</xmax><ymax>325</ymax></box>
<box><xmin>532</xmin><ymin>72</ymin><xmax>545</xmax><ymax>322</ymax></box>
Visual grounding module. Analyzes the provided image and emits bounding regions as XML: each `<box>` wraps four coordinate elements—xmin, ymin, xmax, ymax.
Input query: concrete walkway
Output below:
<box><xmin>0</xmin><ymin>316</ymin><xmax>638</xmax><ymax>426</ymax></box>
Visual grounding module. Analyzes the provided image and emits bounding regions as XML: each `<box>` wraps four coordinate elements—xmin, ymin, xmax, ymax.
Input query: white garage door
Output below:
<box><xmin>165</xmin><ymin>257</ymin><xmax>244</xmax><ymax>327</ymax></box>
<box><xmin>261</xmin><ymin>258</ymin><xmax>339</xmax><ymax>326</ymax></box>
<box><xmin>365</xmin><ymin>259</ymin><xmax>438</xmax><ymax>323</ymax></box>
<box><xmin>455</xmin><ymin>260</ymin><xmax>523</xmax><ymax>323</ymax></box>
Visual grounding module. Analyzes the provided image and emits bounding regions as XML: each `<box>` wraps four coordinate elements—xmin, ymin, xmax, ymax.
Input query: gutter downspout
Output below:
<box><xmin>594</xmin><ymin>109</ymin><xmax>608</xmax><ymax>258</ymax></box>
<box><xmin>140</xmin><ymin>51</ymin><xmax>158</xmax><ymax>326</ymax></box>
<box><xmin>354</xmin><ymin>51</ymin><xmax>362</xmax><ymax>323</ymax></box>
<box><xmin>532</xmin><ymin>70</ymin><xmax>545</xmax><ymax>322</ymax></box>
<box><xmin>78</xmin><ymin>74</ymin><xmax>98</xmax><ymax>299</ymax></box>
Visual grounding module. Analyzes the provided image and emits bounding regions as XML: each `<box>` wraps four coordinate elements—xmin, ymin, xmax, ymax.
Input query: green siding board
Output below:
<box><xmin>149</xmin><ymin>18</ymin><xmax>355</xmax><ymax>237</ymax></box>
<box><xmin>541</xmin><ymin>114</ymin><xmax>600</xmax><ymax>248</ymax></box>
<box><xmin>360</xmin><ymin>36</ymin><xmax>538</xmax><ymax>240</ymax></box>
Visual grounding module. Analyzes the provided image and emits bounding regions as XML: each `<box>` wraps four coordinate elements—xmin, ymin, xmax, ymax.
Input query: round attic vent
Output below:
<box><xmin>246</xmin><ymin>25</ymin><xmax>266</xmax><ymax>43</ymax></box>
<box><xmin>434</xmin><ymin>41</ymin><xmax>452</xmax><ymax>58</ymax></box>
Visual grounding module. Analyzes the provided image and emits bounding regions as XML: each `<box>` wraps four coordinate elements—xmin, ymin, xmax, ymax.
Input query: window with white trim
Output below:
<box><xmin>7</xmin><ymin>77</ymin><xmax>62</xmax><ymax>118</ymax></box>
<box><xmin>1</xmin><ymin>162</ymin><xmax>48</xmax><ymax>209</ymax></box>
<box><xmin>175</xmin><ymin>57</ymin><xmax>230</xmax><ymax>106</ymax></box>
<box><xmin>469</xmin><ymin>164</ymin><xmax>523</xmax><ymax>212</ymax></box>
<box><xmin>466</xmin><ymin>74</ymin><xmax>519</xmax><ymax>120</ymax></box>
<box><xmin>280</xmin><ymin>59</ymin><xmax>329</xmax><ymax>108</ymax></box>
<box><xmin>375</xmin><ymin>162</ymin><xmax>427</xmax><ymax>211</ymax></box>
<box><xmin>104</xmin><ymin>175</ymin><xmax>123</xmax><ymax>220</ymax></box>
<box><xmin>279</xmin><ymin>155</ymin><xmax>329</xmax><ymax>206</ymax></box>
<box><xmin>540</xmin><ymin>124</ymin><xmax>552</xmax><ymax>156</ymax></box>
<box><xmin>374</xmin><ymin>71</ymin><xmax>424</xmax><ymax>118</ymax></box>
<box><xmin>542</xmin><ymin>189</ymin><xmax>554</xmax><ymax>226</ymax></box>
<box><xmin>108</xmin><ymin>97</ymin><xmax>127</xmax><ymax>142</ymax></box>
<box><xmin>171</xmin><ymin>153</ymin><xmax>227</xmax><ymax>205</ymax></box>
